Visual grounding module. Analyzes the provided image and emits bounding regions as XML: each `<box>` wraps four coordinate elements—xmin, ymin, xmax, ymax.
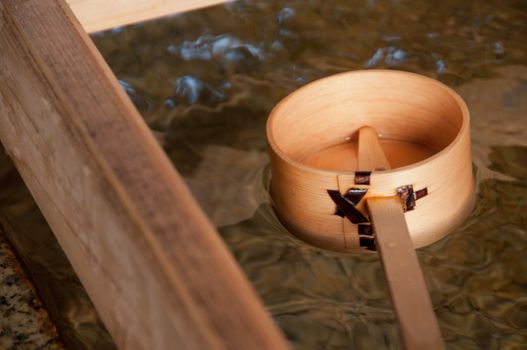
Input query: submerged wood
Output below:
<box><xmin>67</xmin><ymin>0</ymin><xmax>233</xmax><ymax>33</ymax></box>
<box><xmin>0</xmin><ymin>1</ymin><xmax>288</xmax><ymax>349</ymax></box>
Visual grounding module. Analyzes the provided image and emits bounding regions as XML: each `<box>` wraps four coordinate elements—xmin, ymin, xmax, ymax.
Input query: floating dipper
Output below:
<box><xmin>266</xmin><ymin>70</ymin><xmax>474</xmax><ymax>349</ymax></box>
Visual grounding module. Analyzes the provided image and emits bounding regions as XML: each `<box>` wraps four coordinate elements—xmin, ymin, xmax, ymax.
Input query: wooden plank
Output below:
<box><xmin>367</xmin><ymin>198</ymin><xmax>444</xmax><ymax>350</ymax></box>
<box><xmin>0</xmin><ymin>1</ymin><xmax>289</xmax><ymax>349</ymax></box>
<box><xmin>358</xmin><ymin>126</ymin><xmax>444</xmax><ymax>350</ymax></box>
<box><xmin>66</xmin><ymin>0</ymin><xmax>233</xmax><ymax>33</ymax></box>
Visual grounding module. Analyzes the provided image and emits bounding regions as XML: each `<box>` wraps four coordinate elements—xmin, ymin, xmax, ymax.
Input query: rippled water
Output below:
<box><xmin>1</xmin><ymin>0</ymin><xmax>526</xmax><ymax>349</ymax></box>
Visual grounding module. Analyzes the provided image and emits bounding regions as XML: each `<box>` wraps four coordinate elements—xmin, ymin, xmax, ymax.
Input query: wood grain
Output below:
<box><xmin>358</xmin><ymin>126</ymin><xmax>391</xmax><ymax>171</ymax></box>
<box><xmin>357</xmin><ymin>127</ymin><xmax>444</xmax><ymax>349</ymax></box>
<box><xmin>0</xmin><ymin>1</ymin><xmax>288</xmax><ymax>349</ymax></box>
<box><xmin>367</xmin><ymin>197</ymin><xmax>444</xmax><ymax>350</ymax></box>
<box><xmin>67</xmin><ymin>0</ymin><xmax>233</xmax><ymax>33</ymax></box>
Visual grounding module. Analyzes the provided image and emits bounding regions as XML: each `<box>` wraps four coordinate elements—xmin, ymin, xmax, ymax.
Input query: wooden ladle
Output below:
<box><xmin>266</xmin><ymin>69</ymin><xmax>474</xmax><ymax>350</ymax></box>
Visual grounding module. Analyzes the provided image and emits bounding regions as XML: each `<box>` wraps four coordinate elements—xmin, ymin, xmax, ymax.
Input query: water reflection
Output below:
<box><xmin>174</xmin><ymin>75</ymin><xmax>227</xmax><ymax>104</ymax></box>
<box><xmin>167</xmin><ymin>34</ymin><xmax>264</xmax><ymax>62</ymax></box>
<box><xmin>365</xmin><ymin>47</ymin><xmax>407</xmax><ymax>67</ymax></box>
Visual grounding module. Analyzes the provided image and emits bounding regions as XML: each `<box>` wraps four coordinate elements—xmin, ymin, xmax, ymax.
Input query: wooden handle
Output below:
<box><xmin>367</xmin><ymin>197</ymin><xmax>444</xmax><ymax>350</ymax></box>
<box><xmin>357</xmin><ymin>126</ymin><xmax>444</xmax><ymax>350</ymax></box>
<box><xmin>358</xmin><ymin>126</ymin><xmax>391</xmax><ymax>171</ymax></box>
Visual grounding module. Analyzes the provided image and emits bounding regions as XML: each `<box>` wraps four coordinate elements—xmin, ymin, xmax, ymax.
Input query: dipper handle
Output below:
<box><xmin>358</xmin><ymin>126</ymin><xmax>391</xmax><ymax>171</ymax></box>
<box><xmin>367</xmin><ymin>197</ymin><xmax>444</xmax><ymax>350</ymax></box>
<box><xmin>357</xmin><ymin>127</ymin><xmax>444</xmax><ymax>350</ymax></box>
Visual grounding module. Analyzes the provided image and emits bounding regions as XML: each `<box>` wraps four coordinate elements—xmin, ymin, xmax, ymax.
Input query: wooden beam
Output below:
<box><xmin>66</xmin><ymin>0</ymin><xmax>233</xmax><ymax>33</ymax></box>
<box><xmin>0</xmin><ymin>1</ymin><xmax>288</xmax><ymax>349</ymax></box>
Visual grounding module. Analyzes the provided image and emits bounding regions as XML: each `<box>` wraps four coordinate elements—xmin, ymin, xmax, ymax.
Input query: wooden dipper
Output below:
<box><xmin>266</xmin><ymin>70</ymin><xmax>474</xmax><ymax>349</ymax></box>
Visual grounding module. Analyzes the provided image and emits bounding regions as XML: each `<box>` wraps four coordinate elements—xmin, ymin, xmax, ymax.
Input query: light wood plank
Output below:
<box><xmin>0</xmin><ymin>1</ymin><xmax>288</xmax><ymax>349</ymax></box>
<box><xmin>66</xmin><ymin>0</ymin><xmax>233</xmax><ymax>33</ymax></box>
<box><xmin>358</xmin><ymin>126</ymin><xmax>444</xmax><ymax>350</ymax></box>
<box><xmin>367</xmin><ymin>197</ymin><xmax>444</xmax><ymax>350</ymax></box>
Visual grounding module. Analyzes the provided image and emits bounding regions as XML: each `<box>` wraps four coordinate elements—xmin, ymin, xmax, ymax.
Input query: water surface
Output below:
<box><xmin>93</xmin><ymin>1</ymin><xmax>527</xmax><ymax>348</ymax></box>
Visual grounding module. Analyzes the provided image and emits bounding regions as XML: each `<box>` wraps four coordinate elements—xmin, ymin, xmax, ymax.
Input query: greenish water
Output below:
<box><xmin>1</xmin><ymin>0</ymin><xmax>526</xmax><ymax>349</ymax></box>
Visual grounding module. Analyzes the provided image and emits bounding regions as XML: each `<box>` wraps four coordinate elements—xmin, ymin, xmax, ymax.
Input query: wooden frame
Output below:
<box><xmin>67</xmin><ymin>0</ymin><xmax>234</xmax><ymax>33</ymax></box>
<box><xmin>0</xmin><ymin>0</ymin><xmax>288</xmax><ymax>349</ymax></box>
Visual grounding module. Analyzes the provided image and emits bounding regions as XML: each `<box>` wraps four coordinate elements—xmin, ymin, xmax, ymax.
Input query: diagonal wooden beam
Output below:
<box><xmin>66</xmin><ymin>0</ymin><xmax>233</xmax><ymax>33</ymax></box>
<box><xmin>0</xmin><ymin>0</ymin><xmax>288</xmax><ymax>349</ymax></box>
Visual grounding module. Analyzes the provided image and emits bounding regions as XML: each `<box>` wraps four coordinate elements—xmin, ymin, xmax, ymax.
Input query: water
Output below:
<box><xmin>299</xmin><ymin>139</ymin><xmax>437</xmax><ymax>171</ymax></box>
<box><xmin>1</xmin><ymin>0</ymin><xmax>526</xmax><ymax>349</ymax></box>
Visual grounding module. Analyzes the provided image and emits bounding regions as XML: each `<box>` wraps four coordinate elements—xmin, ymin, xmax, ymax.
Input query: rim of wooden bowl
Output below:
<box><xmin>266</xmin><ymin>69</ymin><xmax>470</xmax><ymax>176</ymax></box>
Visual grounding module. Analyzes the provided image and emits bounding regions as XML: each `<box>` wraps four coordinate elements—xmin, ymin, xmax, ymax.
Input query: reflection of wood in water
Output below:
<box><xmin>300</xmin><ymin>139</ymin><xmax>436</xmax><ymax>171</ymax></box>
